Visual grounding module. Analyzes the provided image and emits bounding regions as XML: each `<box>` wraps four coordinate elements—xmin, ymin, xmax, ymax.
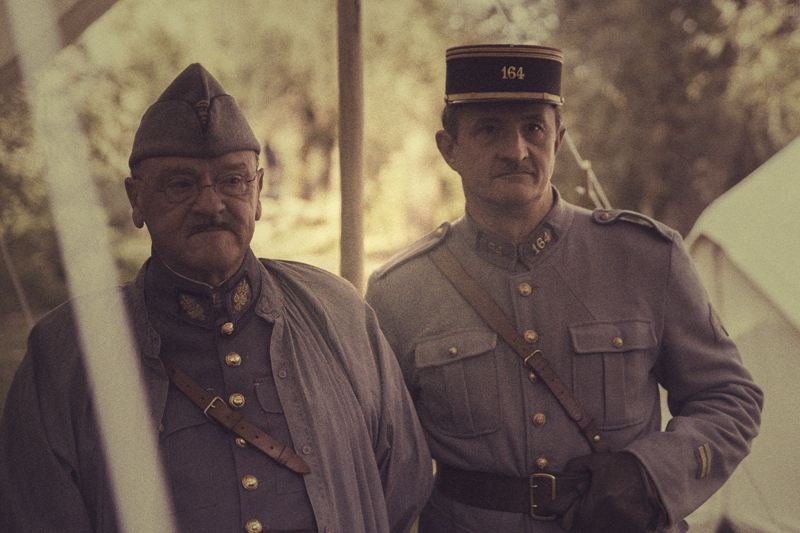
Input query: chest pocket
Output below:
<box><xmin>414</xmin><ymin>328</ymin><xmax>501</xmax><ymax>437</ymax></box>
<box><xmin>160</xmin><ymin>387</ymin><xmax>222</xmax><ymax>512</ymax></box>
<box><xmin>569</xmin><ymin>319</ymin><xmax>658</xmax><ymax>429</ymax></box>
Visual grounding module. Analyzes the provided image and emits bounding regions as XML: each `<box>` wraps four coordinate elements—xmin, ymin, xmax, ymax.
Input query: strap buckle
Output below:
<box><xmin>529</xmin><ymin>473</ymin><xmax>557</xmax><ymax>521</ymax></box>
<box><xmin>203</xmin><ymin>396</ymin><xmax>225</xmax><ymax>421</ymax></box>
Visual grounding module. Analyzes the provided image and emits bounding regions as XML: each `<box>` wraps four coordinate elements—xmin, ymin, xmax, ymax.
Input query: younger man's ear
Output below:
<box><xmin>435</xmin><ymin>130</ymin><xmax>458</xmax><ymax>171</ymax></box>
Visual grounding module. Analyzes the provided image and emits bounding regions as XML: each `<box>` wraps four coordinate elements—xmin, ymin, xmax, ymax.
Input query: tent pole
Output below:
<box><xmin>337</xmin><ymin>0</ymin><xmax>365</xmax><ymax>292</ymax></box>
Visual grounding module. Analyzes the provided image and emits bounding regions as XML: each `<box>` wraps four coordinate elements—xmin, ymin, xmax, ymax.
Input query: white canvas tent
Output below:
<box><xmin>685</xmin><ymin>136</ymin><xmax>800</xmax><ymax>532</ymax></box>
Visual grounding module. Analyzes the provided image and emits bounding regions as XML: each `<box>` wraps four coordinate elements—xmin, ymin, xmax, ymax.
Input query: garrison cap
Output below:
<box><xmin>129</xmin><ymin>63</ymin><xmax>260</xmax><ymax>168</ymax></box>
<box><xmin>445</xmin><ymin>44</ymin><xmax>564</xmax><ymax>105</ymax></box>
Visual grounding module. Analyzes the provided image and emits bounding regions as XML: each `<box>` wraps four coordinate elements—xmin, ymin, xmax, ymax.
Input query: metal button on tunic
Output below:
<box><xmin>612</xmin><ymin>336</ymin><xmax>624</xmax><ymax>348</ymax></box>
<box><xmin>528</xmin><ymin>370</ymin><xmax>538</xmax><ymax>383</ymax></box>
<box><xmin>225</xmin><ymin>352</ymin><xmax>242</xmax><ymax>367</ymax></box>
<box><xmin>221</xmin><ymin>322</ymin><xmax>234</xmax><ymax>335</ymax></box>
<box><xmin>532</xmin><ymin>413</ymin><xmax>547</xmax><ymax>427</ymax></box>
<box><xmin>524</xmin><ymin>330</ymin><xmax>539</xmax><ymax>343</ymax></box>
<box><xmin>235</xmin><ymin>438</ymin><xmax>247</xmax><ymax>448</ymax></box>
<box><xmin>448</xmin><ymin>346</ymin><xmax>458</xmax><ymax>357</ymax></box>
<box><xmin>242</xmin><ymin>475</ymin><xmax>258</xmax><ymax>490</ymax></box>
<box><xmin>229</xmin><ymin>393</ymin><xmax>245</xmax><ymax>408</ymax></box>
<box><xmin>244</xmin><ymin>519</ymin><xmax>262</xmax><ymax>533</ymax></box>
<box><xmin>535</xmin><ymin>457</ymin><xmax>549</xmax><ymax>470</ymax></box>
<box><xmin>518</xmin><ymin>283</ymin><xmax>532</xmax><ymax>296</ymax></box>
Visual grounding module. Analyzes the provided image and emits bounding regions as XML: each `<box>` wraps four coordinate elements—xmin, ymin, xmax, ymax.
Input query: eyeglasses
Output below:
<box><xmin>139</xmin><ymin>171</ymin><xmax>259</xmax><ymax>204</ymax></box>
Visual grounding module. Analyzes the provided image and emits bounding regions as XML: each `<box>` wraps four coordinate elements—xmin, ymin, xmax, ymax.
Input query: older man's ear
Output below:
<box><xmin>124</xmin><ymin>177</ymin><xmax>145</xmax><ymax>229</ymax></box>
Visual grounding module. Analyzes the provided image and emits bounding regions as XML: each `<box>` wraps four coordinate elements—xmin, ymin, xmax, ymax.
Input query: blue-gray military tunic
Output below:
<box><xmin>145</xmin><ymin>251</ymin><xmax>317</xmax><ymax>531</ymax></box>
<box><xmin>0</xmin><ymin>249</ymin><xmax>433</xmax><ymax>533</ymax></box>
<box><xmin>365</xmin><ymin>188</ymin><xmax>763</xmax><ymax>533</ymax></box>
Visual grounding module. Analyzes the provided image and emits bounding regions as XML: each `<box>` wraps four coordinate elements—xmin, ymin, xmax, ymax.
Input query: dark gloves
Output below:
<box><xmin>557</xmin><ymin>452</ymin><xmax>665</xmax><ymax>533</ymax></box>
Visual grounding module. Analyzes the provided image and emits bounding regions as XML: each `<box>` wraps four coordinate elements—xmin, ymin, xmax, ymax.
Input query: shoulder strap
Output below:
<box><xmin>428</xmin><ymin>245</ymin><xmax>609</xmax><ymax>453</ymax></box>
<box><xmin>158</xmin><ymin>353</ymin><xmax>311</xmax><ymax>475</ymax></box>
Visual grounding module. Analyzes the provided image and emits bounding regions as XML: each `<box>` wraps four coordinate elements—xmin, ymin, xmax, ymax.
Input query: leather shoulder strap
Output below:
<box><xmin>158</xmin><ymin>353</ymin><xmax>311</xmax><ymax>475</ymax></box>
<box><xmin>428</xmin><ymin>245</ymin><xmax>609</xmax><ymax>453</ymax></box>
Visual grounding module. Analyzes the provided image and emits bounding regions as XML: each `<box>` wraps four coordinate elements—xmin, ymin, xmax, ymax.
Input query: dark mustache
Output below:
<box><xmin>493</xmin><ymin>162</ymin><xmax>536</xmax><ymax>175</ymax></box>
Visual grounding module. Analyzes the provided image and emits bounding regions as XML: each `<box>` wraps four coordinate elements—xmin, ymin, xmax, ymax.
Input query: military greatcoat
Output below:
<box><xmin>0</xmin><ymin>250</ymin><xmax>432</xmax><ymax>533</ymax></box>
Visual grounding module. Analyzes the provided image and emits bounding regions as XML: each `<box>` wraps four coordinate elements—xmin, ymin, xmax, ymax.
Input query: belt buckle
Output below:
<box><xmin>203</xmin><ymin>396</ymin><xmax>225</xmax><ymax>421</ymax></box>
<box><xmin>529</xmin><ymin>473</ymin><xmax>557</xmax><ymax>521</ymax></box>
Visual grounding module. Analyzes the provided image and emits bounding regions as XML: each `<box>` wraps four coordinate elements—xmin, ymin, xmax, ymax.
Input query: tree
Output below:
<box><xmin>554</xmin><ymin>0</ymin><xmax>800</xmax><ymax>234</ymax></box>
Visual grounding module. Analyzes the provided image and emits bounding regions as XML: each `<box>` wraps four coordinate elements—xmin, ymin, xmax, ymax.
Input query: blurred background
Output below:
<box><xmin>1</xmin><ymin>0</ymin><xmax>799</xmax><ymax>531</ymax></box>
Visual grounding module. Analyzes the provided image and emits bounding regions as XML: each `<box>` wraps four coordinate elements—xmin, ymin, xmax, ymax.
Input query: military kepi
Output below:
<box><xmin>445</xmin><ymin>44</ymin><xmax>564</xmax><ymax>105</ymax></box>
<box><xmin>129</xmin><ymin>63</ymin><xmax>260</xmax><ymax>167</ymax></box>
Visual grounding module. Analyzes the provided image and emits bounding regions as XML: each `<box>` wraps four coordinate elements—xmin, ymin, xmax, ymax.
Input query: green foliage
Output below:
<box><xmin>0</xmin><ymin>88</ymin><xmax>68</xmax><ymax>314</ymax></box>
<box><xmin>3</xmin><ymin>0</ymin><xmax>800</xmax><ymax>318</ymax></box>
<box><xmin>554</xmin><ymin>0</ymin><xmax>800</xmax><ymax>234</ymax></box>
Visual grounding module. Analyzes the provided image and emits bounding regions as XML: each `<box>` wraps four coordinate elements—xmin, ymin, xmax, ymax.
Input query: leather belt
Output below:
<box><xmin>158</xmin><ymin>353</ymin><xmax>311</xmax><ymax>475</ymax></box>
<box><xmin>435</xmin><ymin>463</ymin><xmax>589</xmax><ymax>521</ymax></box>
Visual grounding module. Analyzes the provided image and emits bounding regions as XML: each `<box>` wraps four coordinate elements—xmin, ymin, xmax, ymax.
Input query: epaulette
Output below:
<box><xmin>372</xmin><ymin>222</ymin><xmax>450</xmax><ymax>279</ymax></box>
<box><xmin>591</xmin><ymin>209</ymin><xmax>674</xmax><ymax>242</ymax></box>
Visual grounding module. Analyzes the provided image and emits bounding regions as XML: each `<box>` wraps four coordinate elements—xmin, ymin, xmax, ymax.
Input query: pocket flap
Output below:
<box><xmin>160</xmin><ymin>390</ymin><xmax>210</xmax><ymax>437</ymax></box>
<box><xmin>255</xmin><ymin>379</ymin><xmax>283</xmax><ymax>414</ymax></box>
<box><xmin>569</xmin><ymin>320</ymin><xmax>656</xmax><ymax>354</ymax></box>
<box><xmin>415</xmin><ymin>328</ymin><xmax>497</xmax><ymax>369</ymax></box>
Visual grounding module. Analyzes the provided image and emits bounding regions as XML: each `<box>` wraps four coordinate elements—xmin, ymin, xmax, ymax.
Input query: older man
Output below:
<box><xmin>0</xmin><ymin>63</ymin><xmax>432</xmax><ymax>533</ymax></box>
<box><xmin>365</xmin><ymin>45</ymin><xmax>762</xmax><ymax>533</ymax></box>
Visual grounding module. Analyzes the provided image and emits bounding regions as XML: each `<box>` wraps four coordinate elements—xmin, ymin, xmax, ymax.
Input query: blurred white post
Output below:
<box><xmin>5</xmin><ymin>1</ymin><xmax>176</xmax><ymax>532</ymax></box>
<box><xmin>337</xmin><ymin>0</ymin><xmax>365</xmax><ymax>292</ymax></box>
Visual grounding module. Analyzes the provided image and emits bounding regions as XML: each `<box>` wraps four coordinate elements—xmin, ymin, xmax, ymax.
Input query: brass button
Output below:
<box><xmin>448</xmin><ymin>346</ymin><xmax>458</xmax><ymax>357</ymax></box>
<box><xmin>221</xmin><ymin>322</ymin><xmax>234</xmax><ymax>335</ymax></box>
<box><xmin>245</xmin><ymin>519</ymin><xmax>262</xmax><ymax>533</ymax></box>
<box><xmin>612</xmin><ymin>337</ymin><xmax>624</xmax><ymax>348</ymax></box>
<box><xmin>242</xmin><ymin>475</ymin><xmax>258</xmax><ymax>490</ymax></box>
<box><xmin>225</xmin><ymin>352</ymin><xmax>242</xmax><ymax>367</ymax></box>
<box><xmin>158</xmin><ymin>423</ymin><xmax>164</xmax><ymax>433</ymax></box>
<box><xmin>278</xmin><ymin>369</ymin><xmax>287</xmax><ymax>379</ymax></box>
<box><xmin>435</xmin><ymin>226</ymin><xmax>445</xmax><ymax>236</ymax></box>
<box><xmin>518</xmin><ymin>283</ymin><xmax>532</xmax><ymax>296</ymax></box>
<box><xmin>524</xmin><ymin>330</ymin><xmax>539</xmax><ymax>343</ymax></box>
<box><xmin>302</xmin><ymin>445</ymin><xmax>312</xmax><ymax>454</ymax></box>
<box><xmin>229</xmin><ymin>393</ymin><xmax>245</xmax><ymax>408</ymax></box>
<box><xmin>535</xmin><ymin>457</ymin><xmax>549</xmax><ymax>471</ymax></box>
<box><xmin>532</xmin><ymin>413</ymin><xmax>547</xmax><ymax>427</ymax></box>
<box><xmin>528</xmin><ymin>370</ymin><xmax>538</xmax><ymax>383</ymax></box>
<box><xmin>600</xmin><ymin>212</ymin><xmax>611</xmax><ymax>221</ymax></box>
<box><xmin>236</xmin><ymin>437</ymin><xmax>247</xmax><ymax>448</ymax></box>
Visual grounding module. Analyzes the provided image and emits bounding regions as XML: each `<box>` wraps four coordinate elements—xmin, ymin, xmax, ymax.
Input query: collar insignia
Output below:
<box><xmin>179</xmin><ymin>294</ymin><xmax>206</xmax><ymax>322</ymax></box>
<box><xmin>232</xmin><ymin>278</ymin><xmax>250</xmax><ymax>312</ymax></box>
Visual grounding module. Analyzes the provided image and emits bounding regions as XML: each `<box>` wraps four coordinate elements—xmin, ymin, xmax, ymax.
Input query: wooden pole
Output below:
<box><xmin>337</xmin><ymin>0</ymin><xmax>365</xmax><ymax>291</ymax></box>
